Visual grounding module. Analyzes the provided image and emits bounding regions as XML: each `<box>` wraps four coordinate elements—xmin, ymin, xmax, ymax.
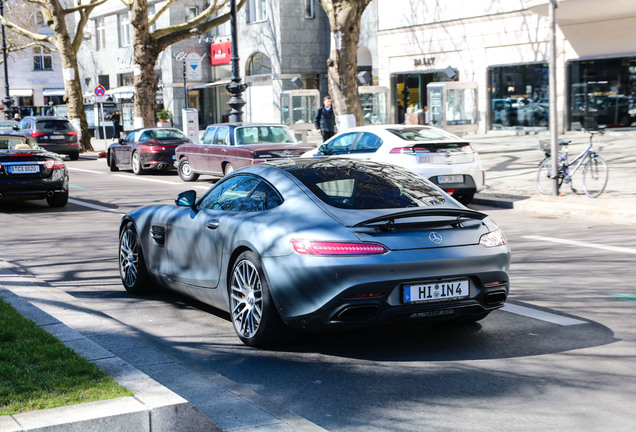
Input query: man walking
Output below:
<box><xmin>314</xmin><ymin>96</ymin><xmax>336</xmax><ymax>142</ymax></box>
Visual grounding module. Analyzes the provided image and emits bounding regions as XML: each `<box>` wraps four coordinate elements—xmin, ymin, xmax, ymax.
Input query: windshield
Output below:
<box><xmin>144</xmin><ymin>129</ymin><xmax>188</xmax><ymax>139</ymax></box>
<box><xmin>387</xmin><ymin>127</ymin><xmax>461</xmax><ymax>142</ymax></box>
<box><xmin>0</xmin><ymin>137</ymin><xmax>36</xmax><ymax>150</ymax></box>
<box><xmin>236</xmin><ymin>126</ymin><xmax>296</xmax><ymax>145</ymax></box>
<box><xmin>284</xmin><ymin>159</ymin><xmax>445</xmax><ymax>210</ymax></box>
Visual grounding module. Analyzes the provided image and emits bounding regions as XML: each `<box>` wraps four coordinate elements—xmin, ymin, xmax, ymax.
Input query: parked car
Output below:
<box><xmin>0</xmin><ymin>119</ymin><xmax>18</xmax><ymax>132</ymax></box>
<box><xmin>11</xmin><ymin>116</ymin><xmax>80</xmax><ymax>160</ymax></box>
<box><xmin>118</xmin><ymin>158</ymin><xmax>510</xmax><ymax>347</ymax></box>
<box><xmin>301</xmin><ymin>125</ymin><xmax>485</xmax><ymax>204</ymax></box>
<box><xmin>107</xmin><ymin>128</ymin><xmax>191</xmax><ymax>175</ymax></box>
<box><xmin>0</xmin><ymin>134</ymin><xmax>69</xmax><ymax>207</ymax></box>
<box><xmin>174</xmin><ymin>123</ymin><xmax>314</xmax><ymax>181</ymax></box>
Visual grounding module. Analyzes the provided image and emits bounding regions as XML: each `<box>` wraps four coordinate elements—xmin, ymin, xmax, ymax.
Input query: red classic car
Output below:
<box><xmin>174</xmin><ymin>123</ymin><xmax>314</xmax><ymax>181</ymax></box>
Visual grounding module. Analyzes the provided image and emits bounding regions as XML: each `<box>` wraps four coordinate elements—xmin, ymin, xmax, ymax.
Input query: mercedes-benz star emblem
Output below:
<box><xmin>429</xmin><ymin>232</ymin><xmax>443</xmax><ymax>244</ymax></box>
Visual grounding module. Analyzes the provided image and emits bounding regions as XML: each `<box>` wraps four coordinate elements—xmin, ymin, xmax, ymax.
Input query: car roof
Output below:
<box><xmin>205</xmin><ymin>123</ymin><xmax>291</xmax><ymax>128</ymax></box>
<box><xmin>22</xmin><ymin>116</ymin><xmax>69</xmax><ymax>121</ymax></box>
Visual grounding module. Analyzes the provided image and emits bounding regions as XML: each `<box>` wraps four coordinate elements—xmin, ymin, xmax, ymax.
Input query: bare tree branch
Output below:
<box><xmin>148</xmin><ymin>0</ymin><xmax>178</xmax><ymax>27</ymax></box>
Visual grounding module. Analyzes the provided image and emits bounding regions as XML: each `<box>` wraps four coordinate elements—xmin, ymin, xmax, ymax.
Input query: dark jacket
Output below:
<box><xmin>314</xmin><ymin>107</ymin><xmax>335</xmax><ymax>132</ymax></box>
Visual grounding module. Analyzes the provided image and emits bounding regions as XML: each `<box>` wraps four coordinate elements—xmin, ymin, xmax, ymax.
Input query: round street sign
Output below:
<box><xmin>94</xmin><ymin>85</ymin><xmax>106</xmax><ymax>97</ymax></box>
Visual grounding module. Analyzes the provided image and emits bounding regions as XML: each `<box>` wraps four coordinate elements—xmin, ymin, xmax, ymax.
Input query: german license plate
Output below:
<box><xmin>50</xmin><ymin>135</ymin><xmax>65</xmax><ymax>140</ymax></box>
<box><xmin>9</xmin><ymin>165</ymin><xmax>39</xmax><ymax>174</ymax></box>
<box><xmin>437</xmin><ymin>175</ymin><xmax>463</xmax><ymax>184</ymax></box>
<box><xmin>403</xmin><ymin>279</ymin><xmax>469</xmax><ymax>303</ymax></box>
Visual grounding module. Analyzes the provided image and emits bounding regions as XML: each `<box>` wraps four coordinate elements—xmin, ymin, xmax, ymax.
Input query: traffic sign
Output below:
<box><xmin>186</xmin><ymin>53</ymin><xmax>202</xmax><ymax>81</ymax></box>
<box><xmin>94</xmin><ymin>85</ymin><xmax>106</xmax><ymax>97</ymax></box>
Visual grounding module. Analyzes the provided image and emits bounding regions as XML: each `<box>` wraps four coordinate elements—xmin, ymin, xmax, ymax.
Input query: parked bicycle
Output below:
<box><xmin>536</xmin><ymin>130</ymin><xmax>609</xmax><ymax>198</ymax></box>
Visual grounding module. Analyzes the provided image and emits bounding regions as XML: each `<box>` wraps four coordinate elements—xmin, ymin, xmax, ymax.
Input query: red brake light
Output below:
<box><xmin>146</xmin><ymin>146</ymin><xmax>166</xmax><ymax>152</ymax></box>
<box><xmin>291</xmin><ymin>240</ymin><xmax>389</xmax><ymax>256</ymax></box>
<box><xmin>31</xmin><ymin>132</ymin><xmax>46</xmax><ymax>137</ymax></box>
<box><xmin>45</xmin><ymin>159</ymin><xmax>65</xmax><ymax>169</ymax></box>
<box><xmin>389</xmin><ymin>147</ymin><xmax>415</xmax><ymax>154</ymax></box>
<box><xmin>68</xmin><ymin>131</ymin><xmax>78</xmax><ymax>136</ymax></box>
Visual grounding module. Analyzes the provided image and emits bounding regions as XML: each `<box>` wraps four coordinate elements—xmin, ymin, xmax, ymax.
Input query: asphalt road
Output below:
<box><xmin>1</xmin><ymin>158</ymin><xmax>635</xmax><ymax>431</ymax></box>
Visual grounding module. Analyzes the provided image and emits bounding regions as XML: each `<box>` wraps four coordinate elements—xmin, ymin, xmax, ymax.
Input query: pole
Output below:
<box><xmin>183</xmin><ymin>60</ymin><xmax>188</xmax><ymax>110</ymax></box>
<box><xmin>1</xmin><ymin>0</ymin><xmax>13</xmax><ymax>117</ymax></box>
<box><xmin>100</xmin><ymin>102</ymin><xmax>107</xmax><ymax>147</ymax></box>
<box><xmin>549</xmin><ymin>0</ymin><xmax>559</xmax><ymax>196</ymax></box>
<box><xmin>225</xmin><ymin>0</ymin><xmax>246</xmax><ymax>122</ymax></box>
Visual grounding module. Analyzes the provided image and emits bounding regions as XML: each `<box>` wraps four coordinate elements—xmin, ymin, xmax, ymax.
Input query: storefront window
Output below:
<box><xmin>568</xmin><ymin>57</ymin><xmax>636</xmax><ymax>130</ymax></box>
<box><xmin>488</xmin><ymin>63</ymin><xmax>549</xmax><ymax>130</ymax></box>
<box><xmin>391</xmin><ymin>71</ymin><xmax>456</xmax><ymax>124</ymax></box>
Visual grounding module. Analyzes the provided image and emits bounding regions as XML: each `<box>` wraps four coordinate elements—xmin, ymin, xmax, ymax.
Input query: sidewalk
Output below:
<box><xmin>467</xmin><ymin>130</ymin><xmax>636</xmax><ymax>225</ymax></box>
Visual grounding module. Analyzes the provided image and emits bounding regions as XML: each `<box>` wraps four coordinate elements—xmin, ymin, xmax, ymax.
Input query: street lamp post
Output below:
<box><xmin>549</xmin><ymin>0</ymin><xmax>559</xmax><ymax>196</ymax></box>
<box><xmin>1</xmin><ymin>0</ymin><xmax>13</xmax><ymax>118</ymax></box>
<box><xmin>225</xmin><ymin>0</ymin><xmax>246</xmax><ymax>122</ymax></box>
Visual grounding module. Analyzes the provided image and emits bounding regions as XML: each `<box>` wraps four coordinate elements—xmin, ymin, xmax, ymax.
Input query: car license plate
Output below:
<box><xmin>9</xmin><ymin>165</ymin><xmax>39</xmax><ymax>174</ymax></box>
<box><xmin>50</xmin><ymin>135</ymin><xmax>65</xmax><ymax>140</ymax></box>
<box><xmin>437</xmin><ymin>175</ymin><xmax>463</xmax><ymax>184</ymax></box>
<box><xmin>403</xmin><ymin>279</ymin><xmax>469</xmax><ymax>303</ymax></box>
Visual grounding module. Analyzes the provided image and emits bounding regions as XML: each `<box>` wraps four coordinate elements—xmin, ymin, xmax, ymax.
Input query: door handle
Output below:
<box><xmin>206</xmin><ymin>220</ymin><xmax>219</xmax><ymax>230</ymax></box>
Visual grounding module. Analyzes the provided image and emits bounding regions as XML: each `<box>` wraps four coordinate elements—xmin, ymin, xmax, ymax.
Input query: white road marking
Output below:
<box><xmin>523</xmin><ymin>235</ymin><xmax>636</xmax><ymax>255</ymax></box>
<box><xmin>68</xmin><ymin>198</ymin><xmax>125</xmax><ymax>214</ymax></box>
<box><xmin>111</xmin><ymin>174</ymin><xmax>211</xmax><ymax>190</ymax></box>
<box><xmin>67</xmin><ymin>167</ymin><xmax>105</xmax><ymax>174</ymax></box>
<box><xmin>502</xmin><ymin>303</ymin><xmax>587</xmax><ymax>326</ymax></box>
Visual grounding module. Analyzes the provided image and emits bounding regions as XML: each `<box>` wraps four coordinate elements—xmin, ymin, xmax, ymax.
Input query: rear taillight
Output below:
<box><xmin>479</xmin><ymin>229</ymin><xmax>507</xmax><ymax>247</ymax></box>
<box><xmin>146</xmin><ymin>146</ymin><xmax>166</xmax><ymax>152</ymax></box>
<box><xmin>68</xmin><ymin>131</ymin><xmax>78</xmax><ymax>136</ymax></box>
<box><xmin>389</xmin><ymin>147</ymin><xmax>415</xmax><ymax>154</ymax></box>
<box><xmin>291</xmin><ymin>240</ymin><xmax>389</xmax><ymax>256</ymax></box>
<box><xmin>45</xmin><ymin>159</ymin><xmax>65</xmax><ymax>170</ymax></box>
<box><xmin>31</xmin><ymin>132</ymin><xmax>46</xmax><ymax>137</ymax></box>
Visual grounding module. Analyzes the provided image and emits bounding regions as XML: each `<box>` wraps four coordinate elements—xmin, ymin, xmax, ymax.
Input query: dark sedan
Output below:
<box><xmin>107</xmin><ymin>128</ymin><xmax>191</xmax><ymax>175</ymax></box>
<box><xmin>118</xmin><ymin>158</ymin><xmax>511</xmax><ymax>347</ymax></box>
<box><xmin>12</xmin><ymin>116</ymin><xmax>80</xmax><ymax>160</ymax></box>
<box><xmin>0</xmin><ymin>134</ymin><xmax>69</xmax><ymax>207</ymax></box>
<box><xmin>174</xmin><ymin>123</ymin><xmax>314</xmax><ymax>181</ymax></box>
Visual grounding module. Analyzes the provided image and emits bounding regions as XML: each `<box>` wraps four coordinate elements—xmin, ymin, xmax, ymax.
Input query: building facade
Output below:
<box><xmin>374</xmin><ymin>0</ymin><xmax>636</xmax><ymax>133</ymax></box>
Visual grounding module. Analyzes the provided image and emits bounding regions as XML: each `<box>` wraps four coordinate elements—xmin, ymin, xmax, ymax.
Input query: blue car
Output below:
<box><xmin>118</xmin><ymin>158</ymin><xmax>511</xmax><ymax>347</ymax></box>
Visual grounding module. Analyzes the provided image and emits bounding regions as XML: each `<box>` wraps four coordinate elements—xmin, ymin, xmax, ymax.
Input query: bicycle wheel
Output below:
<box><xmin>537</xmin><ymin>157</ymin><xmax>560</xmax><ymax>195</ymax></box>
<box><xmin>582</xmin><ymin>155</ymin><xmax>608</xmax><ymax>198</ymax></box>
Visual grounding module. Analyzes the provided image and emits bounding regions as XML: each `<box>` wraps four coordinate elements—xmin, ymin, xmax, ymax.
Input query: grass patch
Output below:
<box><xmin>0</xmin><ymin>299</ymin><xmax>131</xmax><ymax>415</ymax></box>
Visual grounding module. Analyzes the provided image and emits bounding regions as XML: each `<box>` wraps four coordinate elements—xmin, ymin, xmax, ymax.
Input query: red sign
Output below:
<box><xmin>210</xmin><ymin>41</ymin><xmax>232</xmax><ymax>66</ymax></box>
<box><xmin>94</xmin><ymin>85</ymin><xmax>106</xmax><ymax>96</ymax></box>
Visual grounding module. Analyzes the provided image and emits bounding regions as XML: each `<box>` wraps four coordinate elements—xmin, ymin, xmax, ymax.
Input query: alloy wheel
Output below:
<box><xmin>230</xmin><ymin>259</ymin><xmax>263</xmax><ymax>338</ymax></box>
<box><xmin>119</xmin><ymin>228</ymin><xmax>139</xmax><ymax>288</ymax></box>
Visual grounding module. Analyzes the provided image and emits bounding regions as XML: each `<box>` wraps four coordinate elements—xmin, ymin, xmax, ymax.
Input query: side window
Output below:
<box><xmin>202</xmin><ymin>127</ymin><xmax>216</xmax><ymax>145</ymax></box>
<box><xmin>213</xmin><ymin>127</ymin><xmax>229</xmax><ymax>145</ymax></box>
<box><xmin>354</xmin><ymin>133</ymin><xmax>382</xmax><ymax>153</ymax></box>
<box><xmin>240</xmin><ymin>181</ymin><xmax>284</xmax><ymax>212</ymax></box>
<box><xmin>123</xmin><ymin>131</ymin><xmax>136</xmax><ymax>142</ymax></box>
<box><xmin>18</xmin><ymin>119</ymin><xmax>29</xmax><ymax>130</ymax></box>
<box><xmin>326</xmin><ymin>132</ymin><xmax>357</xmax><ymax>154</ymax></box>
<box><xmin>198</xmin><ymin>175</ymin><xmax>261</xmax><ymax>211</ymax></box>
<box><xmin>139</xmin><ymin>132</ymin><xmax>152</xmax><ymax>141</ymax></box>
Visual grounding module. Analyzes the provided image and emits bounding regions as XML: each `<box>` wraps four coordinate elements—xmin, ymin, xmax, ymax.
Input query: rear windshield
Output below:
<box><xmin>286</xmin><ymin>160</ymin><xmax>445</xmax><ymax>210</ymax></box>
<box><xmin>236</xmin><ymin>126</ymin><xmax>296</xmax><ymax>145</ymax></box>
<box><xmin>387</xmin><ymin>127</ymin><xmax>460</xmax><ymax>142</ymax></box>
<box><xmin>143</xmin><ymin>129</ymin><xmax>187</xmax><ymax>139</ymax></box>
<box><xmin>35</xmin><ymin>120</ymin><xmax>72</xmax><ymax>131</ymax></box>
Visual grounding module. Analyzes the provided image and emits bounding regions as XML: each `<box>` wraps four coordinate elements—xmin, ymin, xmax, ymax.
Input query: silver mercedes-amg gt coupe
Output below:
<box><xmin>118</xmin><ymin>158</ymin><xmax>511</xmax><ymax>347</ymax></box>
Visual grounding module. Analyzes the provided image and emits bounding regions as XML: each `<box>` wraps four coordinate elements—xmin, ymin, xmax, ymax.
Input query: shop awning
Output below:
<box><xmin>43</xmin><ymin>88</ymin><xmax>65</xmax><ymax>96</ymax></box>
<box><xmin>10</xmin><ymin>89</ymin><xmax>33</xmax><ymax>97</ymax></box>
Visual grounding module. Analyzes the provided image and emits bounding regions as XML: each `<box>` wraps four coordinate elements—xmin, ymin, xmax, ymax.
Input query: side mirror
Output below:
<box><xmin>118</xmin><ymin>138</ymin><xmax>124</xmax><ymax>144</ymax></box>
<box><xmin>318</xmin><ymin>144</ymin><xmax>327</xmax><ymax>154</ymax></box>
<box><xmin>176</xmin><ymin>190</ymin><xmax>197</xmax><ymax>208</ymax></box>
<box><xmin>12</xmin><ymin>125</ymin><xmax>18</xmax><ymax>131</ymax></box>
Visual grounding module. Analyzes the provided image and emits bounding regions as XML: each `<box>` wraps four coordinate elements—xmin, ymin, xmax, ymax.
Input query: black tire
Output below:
<box><xmin>119</xmin><ymin>222</ymin><xmax>154</xmax><ymax>294</ymax></box>
<box><xmin>69</xmin><ymin>152</ymin><xmax>80</xmax><ymax>161</ymax></box>
<box><xmin>452</xmin><ymin>191</ymin><xmax>475</xmax><ymax>205</ymax></box>
<box><xmin>178</xmin><ymin>158</ymin><xmax>199</xmax><ymax>182</ymax></box>
<box><xmin>131</xmin><ymin>151</ymin><xmax>145</xmax><ymax>175</ymax></box>
<box><xmin>108</xmin><ymin>151</ymin><xmax>119</xmax><ymax>172</ymax></box>
<box><xmin>223</xmin><ymin>163</ymin><xmax>234</xmax><ymax>176</ymax></box>
<box><xmin>46</xmin><ymin>190</ymin><xmax>68</xmax><ymax>207</ymax></box>
<box><xmin>229</xmin><ymin>251</ymin><xmax>295</xmax><ymax>347</ymax></box>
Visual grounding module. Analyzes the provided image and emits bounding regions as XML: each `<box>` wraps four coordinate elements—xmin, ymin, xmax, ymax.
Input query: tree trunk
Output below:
<box><xmin>131</xmin><ymin>0</ymin><xmax>159</xmax><ymax>128</ymax></box>
<box><xmin>46</xmin><ymin>0</ymin><xmax>93</xmax><ymax>152</ymax></box>
<box><xmin>320</xmin><ymin>0</ymin><xmax>371</xmax><ymax>127</ymax></box>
